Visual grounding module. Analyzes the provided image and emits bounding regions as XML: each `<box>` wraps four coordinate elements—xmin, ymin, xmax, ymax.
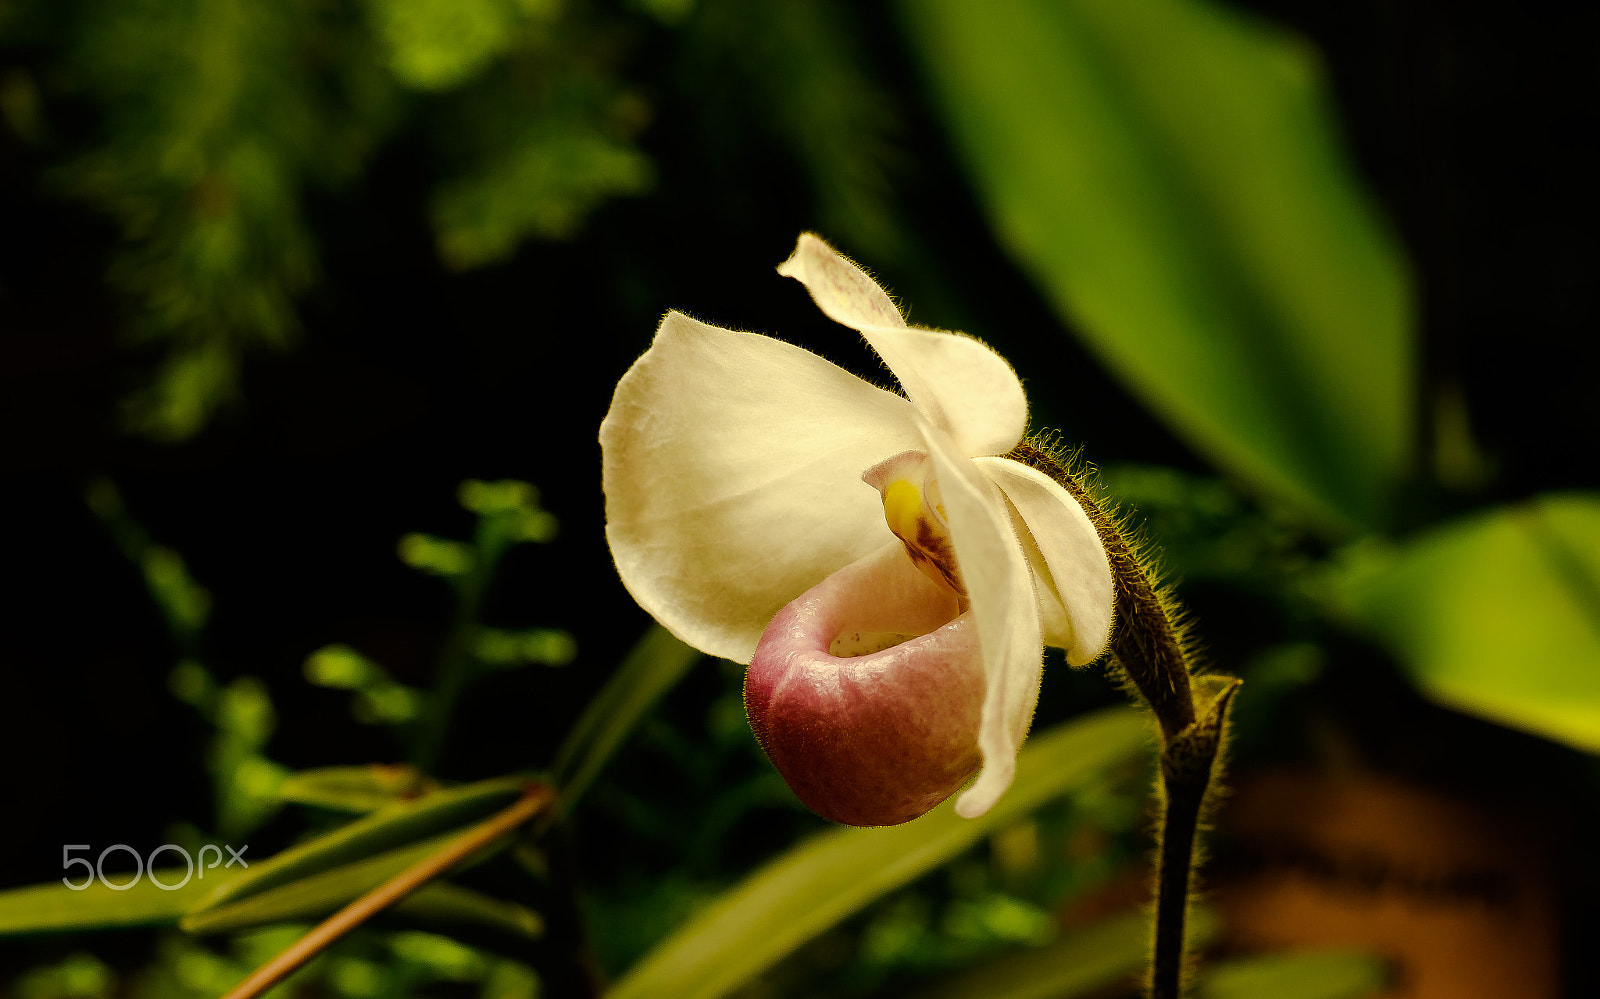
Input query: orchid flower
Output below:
<box><xmin>600</xmin><ymin>234</ymin><xmax>1113</xmax><ymax>826</ymax></box>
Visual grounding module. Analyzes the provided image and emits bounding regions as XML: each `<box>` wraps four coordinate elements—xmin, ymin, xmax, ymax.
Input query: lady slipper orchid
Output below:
<box><xmin>600</xmin><ymin>234</ymin><xmax>1113</xmax><ymax>826</ymax></box>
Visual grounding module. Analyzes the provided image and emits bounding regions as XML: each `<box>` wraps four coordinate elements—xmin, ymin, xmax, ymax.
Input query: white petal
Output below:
<box><xmin>978</xmin><ymin>458</ymin><xmax>1114</xmax><ymax>666</ymax></box>
<box><xmin>601</xmin><ymin>311</ymin><xmax>922</xmax><ymax>663</ymax></box>
<box><xmin>778</xmin><ymin>234</ymin><xmax>1028</xmax><ymax>457</ymax></box>
<box><xmin>918</xmin><ymin>421</ymin><xmax>1042</xmax><ymax>819</ymax></box>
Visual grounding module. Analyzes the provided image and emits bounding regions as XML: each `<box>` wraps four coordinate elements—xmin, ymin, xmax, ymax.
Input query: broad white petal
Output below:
<box><xmin>978</xmin><ymin>458</ymin><xmax>1114</xmax><ymax>666</ymax></box>
<box><xmin>778</xmin><ymin>233</ymin><xmax>1028</xmax><ymax>457</ymax></box>
<box><xmin>601</xmin><ymin>311</ymin><xmax>922</xmax><ymax>663</ymax></box>
<box><xmin>918</xmin><ymin>421</ymin><xmax>1042</xmax><ymax>819</ymax></box>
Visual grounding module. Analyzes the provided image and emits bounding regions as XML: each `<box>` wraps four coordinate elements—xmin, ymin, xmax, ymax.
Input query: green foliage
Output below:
<box><xmin>3</xmin><ymin>0</ymin><xmax>650</xmax><ymax>438</ymax></box>
<box><xmin>278</xmin><ymin>766</ymin><xmax>434</xmax><ymax>814</ymax></box>
<box><xmin>53</xmin><ymin>0</ymin><xmax>379</xmax><ymax>440</ymax></box>
<box><xmin>684</xmin><ymin>0</ymin><xmax>904</xmax><ymax>263</ymax></box>
<box><xmin>11</xmin><ymin>954</ymin><xmax>116</xmax><ymax>999</ymax></box>
<box><xmin>0</xmin><ymin>869</ymin><xmax>242</xmax><ymax>936</ymax></box>
<box><xmin>901</xmin><ymin>0</ymin><xmax>1414</xmax><ymax>531</ymax></box>
<box><xmin>191</xmin><ymin>776</ymin><xmax>529</xmax><ymax>915</ymax></box>
<box><xmin>911</xmin><ymin>909</ymin><xmax>1217</xmax><ymax>999</ymax></box>
<box><xmin>1330</xmin><ymin>492</ymin><xmax>1600</xmax><ymax>753</ymax></box>
<box><xmin>551</xmin><ymin>624</ymin><xmax>702</xmax><ymax>812</ymax></box>
<box><xmin>1200</xmin><ymin>948</ymin><xmax>1387</xmax><ymax>999</ymax></box>
<box><xmin>87</xmin><ymin>478</ymin><xmax>287</xmax><ymax>839</ymax></box>
<box><xmin>606</xmin><ymin>707</ymin><xmax>1147</xmax><ymax>999</ymax></box>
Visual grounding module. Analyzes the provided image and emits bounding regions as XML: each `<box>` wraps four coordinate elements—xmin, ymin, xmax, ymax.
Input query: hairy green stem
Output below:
<box><xmin>1007</xmin><ymin>441</ymin><xmax>1236</xmax><ymax>999</ymax></box>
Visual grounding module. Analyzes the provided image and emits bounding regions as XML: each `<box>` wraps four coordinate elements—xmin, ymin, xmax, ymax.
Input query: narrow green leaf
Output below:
<box><xmin>913</xmin><ymin>908</ymin><xmax>1219</xmax><ymax>999</ymax></box>
<box><xmin>1201</xmin><ymin>948</ymin><xmax>1386</xmax><ymax>999</ymax></box>
<box><xmin>552</xmin><ymin>624</ymin><xmax>701</xmax><ymax>811</ymax></box>
<box><xmin>390</xmin><ymin>883</ymin><xmax>544</xmax><ymax>940</ymax></box>
<box><xmin>901</xmin><ymin>0</ymin><xmax>1413</xmax><ymax>530</ymax></box>
<box><xmin>180</xmin><ymin>832</ymin><xmax>459</xmax><ymax>934</ymax></box>
<box><xmin>189</xmin><ymin>775</ymin><xmax>528</xmax><ymax>914</ymax></box>
<box><xmin>278</xmin><ymin>765</ymin><xmax>435</xmax><ymax>814</ymax></box>
<box><xmin>607</xmin><ymin>706</ymin><xmax>1149</xmax><ymax>999</ymax></box>
<box><xmin>0</xmin><ymin>867</ymin><xmax>243</xmax><ymax>936</ymax></box>
<box><xmin>1332</xmin><ymin>492</ymin><xmax>1600</xmax><ymax>751</ymax></box>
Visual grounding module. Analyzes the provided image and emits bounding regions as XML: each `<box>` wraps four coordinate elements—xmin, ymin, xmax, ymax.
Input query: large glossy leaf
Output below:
<box><xmin>1333</xmin><ymin>492</ymin><xmax>1600</xmax><ymax>751</ymax></box>
<box><xmin>900</xmin><ymin>0</ymin><xmax>1413</xmax><ymax>531</ymax></box>
<box><xmin>0</xmin><ymin>867</ymin><xmax>242</xmax><ymax>935</ymax></box>
<box><xmin>1202</xmin><ymin>948</ymin><xmax>1386</xmax><ymax>999</ymax></box>
<box><xmin>606</xmin><ymin>706</ymin><xmax>1148</xmax><ymax>999</ymax></box>
<box><xmin>913</xmin><ymin>909</ymin><xmax>1219</xmax><ymax>999</ymax></box>
<box><xmin>552</xmin><ymin>624</ymin><xmax>701</xmax><ymax>812</ymax></box>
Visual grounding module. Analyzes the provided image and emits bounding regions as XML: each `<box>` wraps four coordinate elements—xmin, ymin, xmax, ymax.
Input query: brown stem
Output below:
<box><xmin>218</xmin><ymin>782</ymin><xmax>554</xmax><ymax>999</ymax></box>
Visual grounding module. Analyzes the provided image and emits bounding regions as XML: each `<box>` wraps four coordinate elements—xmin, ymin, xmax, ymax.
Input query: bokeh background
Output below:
<box><xmin>2</xmin><ymin>1</ymin><xmax>1595</xmax><ymax>998</ymax></box>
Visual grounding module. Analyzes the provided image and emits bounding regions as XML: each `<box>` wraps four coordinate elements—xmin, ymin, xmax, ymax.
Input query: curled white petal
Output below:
<box><xmin>778</xmin><ymin>233</ymin><xmax>1028</xmax><ymax>457</ymax></box>
<box><xmin>978</xmin><ymin>458</ymin><xmax>1114</xmax><ymax>666</ymax></box>
<box><xmin>601</xmin><ymin>311</ymin><xmax>922</xmax><ymax>663</ymax></box>
<box><xmin>917</xmin><ymin>421</ymin><xmax>1042</xmax><ymax>819</ymax></box>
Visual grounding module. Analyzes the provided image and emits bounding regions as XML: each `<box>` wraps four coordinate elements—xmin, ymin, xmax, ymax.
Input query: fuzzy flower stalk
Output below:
<box><xmin>601</xmin><ymin>235</ymin><xmax>1235</xmax><ymax>999</ymax></box>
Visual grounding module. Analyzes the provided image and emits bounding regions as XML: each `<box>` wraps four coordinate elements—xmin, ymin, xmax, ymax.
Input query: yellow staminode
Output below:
<box><xmin>881</xmin><ymin>478</ymin><xmax>924</xmax><ymax>544</ymax></box>
<box><xmin>878</xmin><ymin>475</ymin><xmax>964</xmax><ymax>597</ymax></box>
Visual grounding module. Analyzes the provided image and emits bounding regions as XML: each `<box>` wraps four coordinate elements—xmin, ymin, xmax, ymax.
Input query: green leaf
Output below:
<box><xmin>607</xmin><ymin>706</ymin><xmax>1149</xmax><ymax>999</ymax></box>
<box><xmin>180</xmin><ymin>831</ymin><xmax>458</xmax><ymax>934</ymax></box>
<box><xmin>900</xmin><ymin>0</ymin><xmax>1413</xmax><ymax>530</ymax></box>
<box><xmin>389</xmin><ymin>883</ymin><xmax>544</xmax><ymax>940</ymax></box>
<box><xmin>1332</xmin><ymin>492</ymin><xmax>1600</xmax><ymax>752</ymax></box>
<box><xmin>0</xmin><ymin>868</ymin><xmax>243</xmax><ymax>936</ymax></box>
<box><xmin>183</xmin><ymin>841</ymin><xmax>539</xmax><ymax>939</ymax></box>
<box><xmin>552</xmin><ymin>624</ymin><xmax>701</xmax><ymax>812</ymax></box>
<box><xmin>1201</xmin><ymin>948</ymin><xmax>1386</xmax><ymax>999</ymax></box>
<box><xmin>278</xmin><ymin>765</ymin><xmax>435</xmax><ymax>814</ymax></box>
<box><xmin>912</xmin><ymin>908</ymin><xmax>1219</xmax><ymax>999</ymax></box>
<box><xmin>189</xmin><ymin>775</ymin><xmax>528</xmax><ymax>915</ymax></box>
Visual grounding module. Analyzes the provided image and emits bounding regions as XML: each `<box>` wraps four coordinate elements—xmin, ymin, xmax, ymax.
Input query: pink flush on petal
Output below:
<box><xmin>744</xmin><ymin>546</ymin><xmax>986</xmax><ymax>826</ymax></box>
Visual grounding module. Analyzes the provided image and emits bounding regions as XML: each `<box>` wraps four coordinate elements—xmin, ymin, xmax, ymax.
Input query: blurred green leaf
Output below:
<box><xmin>190</xmin><ymin>775</ymin><xmax>527</xmax><ymax>914</ymax></box>
<box><xmin>901</xmin><ymin>0</ymin><xmax>1413</xmax><ymax>530</ymax></box>
<box><xmin>180</xmin><ymin>836</ymin><xmax>535</xmax><ymax>937</ymax></box>
<box><xmin>366</xmin><ymin>0</ymin><xmax>518</xmax><ymax>91</ymax></box>
<box><xmin>552</xmin><ymin>624</ymin><xmax>702</xmax><ymax>812</ymax></box>
<box><xmin>9</xmin><ymin>953</ymin><xmax>116</xmax><ymax>999</ymax></box>
<box><xmin>180</xmin><ymin>832</ymin><xmax>458</xmax><ymax>933</ymax></box>
<box><xmin>913</xmin><ymin>909</ymin><xmax>1218</xmax><ymax>999</ymax></box>
<box><xmin>1201</xmin><ymin>948</ymin><xmax>1386</xmax><ymax>999</ymax></box>
<box><xmin>431</xmin><ymin>119</ymin><xmax>652</xmax><ymax>269</ymax></box>
<box><xmin>399</xmin><ymin>533</ymin><xmax>477</xmax><ymax>576</ymax></box>
<box><xmin>606</xmin><ymin>706</ymin><xmax>1148</xmax><ymax>999</ymax></box>
<box><xmin>389</xmin><ymin>884</ymin><xmax>543</xmax><ymax>940</ymax></box>
<box><xmin>278</xmin><ymin>765</ymin><xmax>434</xmax><ymax>814</ymax></box>
<box><xmin>0</xmin><ymin>868</ymin><xmax>242</xmax><ymax>936</ymax></box>
<box><xmin>1332</xmin><ymin>492</ymin><xmax>1600</xmax><ymax>752</ymax></box>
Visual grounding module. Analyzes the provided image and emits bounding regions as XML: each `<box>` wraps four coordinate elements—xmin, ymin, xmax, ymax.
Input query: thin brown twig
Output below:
<box><xmin>218</xmin><ymin>781</ymin><xmax>554</xmax><ymax>999</ymax></box>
